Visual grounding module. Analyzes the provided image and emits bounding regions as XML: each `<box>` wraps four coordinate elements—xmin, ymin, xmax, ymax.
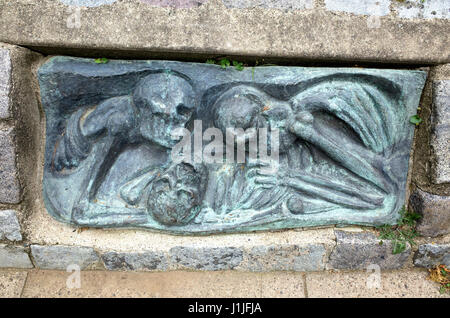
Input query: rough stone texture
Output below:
<box><xmin>0</xmin><ymin>210</ymin><xmax>22</xmax><ymax>241</ymax></box>
<box><xmin>329</xmin><ymin>230</ymin><xmax>411</xmax><ymax>270</ymax></box>
<box><xmin>17</xmin><ymin>268</ymin><xmax>448</xmax><ymax>298</ymax></box>
<box><xmin>306</xmin><ymin>269</ymin><xmax>448</xmax><ymax>298</ymax></box>
<box><xmin>24</xmin><ymin>196</ymin><xmax>337</xmax><ymax>269</ymax></box>
<box><xmin>22</xmin><ymin>270</ymin><xmax>277</xmax><ymax>298</ymax></box>
<box><xmin>30</xmin><ymin>245</ymin><xmax>100</xmax><ymax>270</ymax></box>
<box><xmin>139</xmin><ymin>0</ymin><xmax>209</xmax><ymax>8</ymax></box>
<box><xmin>223</xmin><ymin>0</ymin><xmax>314</xmax><ymax>10</ymax></box>
<box><xmin>101</xmin><ymin>251</ymin><xmax>168</xmax><ymax>271</ymax></box>
<box><xmin>0</xmin><ymin>43</ymin><xmax>43</xmax><ymax>228</ymax></box>
<box><xmin>394</xmin><ymin>0</ymin><xmax>450</xmax><ymax>20</ymax></box>
<box><xmin>61</xmin><ymin>0</ymin><xmax>211</xmax><ymax>8</ymax></box>
<box><xmin>169</xmin><ymin>247</ymin><xmax>243</xmax><ymax>270</ymax></box>
<box><xmin>409</xmin><ymin>188</ymin><xmax>450</xmax><ymax>237</ymax></box>
<box><xmin>0</xmin><ymin>124</ymin><xmax>21</xmax><ymax>204</ymax></box>
<box><xmin>260</xmin><ymin>272</ymin><xmax>305</xmax><ymax>297</ymax></box>
<box><xmin>409</xmin><ymin>63</ymin><xmax>449</xmax><ymax>199</ymax></box>
<box><xmin>431</xmin><ymin>80</ymin><xmax>450</xmax><ymax>184</ymax></box>
<box><xmin>0</xmin><ymin>245</ymin><xmax>33</xmax><ymax>269</ymax></box>
<box><xmin>60</xmin><ymin>0</ymin><xmax>117</xmax><ymax>6</ymax></box>
<box><xmin>243</xmin><ymin>244</ymin><xmax>325</xmax><ymax>271</ymax></box>
<box><xmin>324</xmin><ymin>0</ymin><xmax>390</xmax><ymax>16</ymax></box>
<box><xmin>0</xmin><ymin>48</ymin><xmax>11</xmax><ymax>119</ymax></box>
<box><xmin>414</xmin><ymin>243</ymin><xmax>450</xmax><ymax>268</ymax></box>
<box><xmin>0</xmin><ymin>271</ymin><xmax>28</xmax><ymax>298</ymax></box>
<box><xmin>0</xmin><ymin>0</ymin><xmax>448</xmax><ymax>64</ymax></box>
<box><xmin>57</xmin><ymin>0</ymin><xmax>450</xmax><ymax>19</ymax></box>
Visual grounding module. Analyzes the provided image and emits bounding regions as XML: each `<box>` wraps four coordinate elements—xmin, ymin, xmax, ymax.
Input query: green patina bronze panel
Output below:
<box><xmin>38</xmin><ymin>57</ymin><xmax>426</xmax><ymax>234</ymax></box>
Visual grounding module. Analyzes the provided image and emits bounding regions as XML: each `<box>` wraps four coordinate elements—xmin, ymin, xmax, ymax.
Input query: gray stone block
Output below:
<box><xmin>60</xmin><ymin>0</ymin><xmax>117</xmax><ymax>7</ymax></box>
<box><xmin>0</xmin><ymin>124</ymin><xmax>21</xmax><ymax>204</ymax></box>
<box><xmin>30</xmin><ymin>245</ymin><xmax>100</xmax><ymax>270</ymax></box>
<box><xmin>101</xmin><ymin>251</ymin><xmax>167</xmax><ymax>271</ymax></box>
<box><xmin>433</xmin><ymin>80</ymin><xmax>450</xmax><ymax>97</ymax></box>
<box><xmin>414</xmin><ymin>243</ymin><xmax>450</xmax><ymax>268</ymax></box>
<box><xmin>395</xmin><ymin>0</ymin><xmax>450</xmax><ymax>20</ymax></box>
<box><xmin>243</xmin><ymin>244</ymin><xmax>326</xmax><ymax>271</ymax></box>
<box><xmin>329</xmin><ymin>230</ymin><xmax>411</xmax><ymax>270</ymax></box>
<box><xmin>0</xmin><ymin>244</ymin><xmax>33</xmax><ymax>268</ymax></box>
<box><xmin>324</xmin><ymin>0</ymin><xmax>390</xmax><ymax>16</ymax></box>
<box><xmin>0</xmin><ymin>210</ymin><xmax>22</xmax><ymax>241</ymax></box>
<box><xmin>169</xmin><ymin>247</ymin><xmax>243</xmax><ymax>270</ymax></box>
<box><xmin>431</xmin><ymin>80</ymin><xmax>450</xmax><ymax>184</ymax></box>
<box><xmin>222</xmin><ymin>0</ymin><xmax>314</xmax><ymax>10</ymax></box>
<box><xmin>1</xmin><ymin>0</ymin><xmax>449</xmax><ymax>65</ymax></box>
<box><xmin>409</xmin><ymin>188</ymin><xmax>450</xmax><ymax>237</ymax></box>
<box><xmin>0</xmin><ymin>48</ymin><xmax>11</xmax><ymax>119</ymax></box>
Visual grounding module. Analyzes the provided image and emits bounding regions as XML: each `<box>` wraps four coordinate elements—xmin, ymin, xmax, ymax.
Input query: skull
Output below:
<box><xmin>133</xmin><ymin>73</ymin><xmax>195</xmax><ymax>148</ymax></box>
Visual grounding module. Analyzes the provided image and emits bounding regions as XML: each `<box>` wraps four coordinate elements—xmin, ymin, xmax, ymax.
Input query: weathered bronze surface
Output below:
<box><xmin>38</xmin><ymin>57</ymin><xmax>426</xmax><ymax>234</ymax></box>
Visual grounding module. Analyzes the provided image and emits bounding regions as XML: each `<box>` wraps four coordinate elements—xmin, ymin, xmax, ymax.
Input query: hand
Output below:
<box><xmin>53</xmin><ymin>109</ymin><xmax>91</xmax><ymax>171</ymax></box>
<box><xmin>246</xmin><ymin>159</ymin><xmax>286</xmax><ymax>189</ymax></box>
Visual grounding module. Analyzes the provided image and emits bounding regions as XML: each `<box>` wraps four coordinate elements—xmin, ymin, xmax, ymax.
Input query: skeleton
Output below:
<box><xmin>53</xmin><ymin>72</ymin><xmax>203</xmax><ymax>226</ymax></box>
<box><xmin>198</xmin><ymin>78</ymin><xmax>403</xmax><ymax>218</ymax></box>
<box><xmin>51</xmin><ymin>71</ymin><xmax>409</xmax><ymax>228</ymax></box>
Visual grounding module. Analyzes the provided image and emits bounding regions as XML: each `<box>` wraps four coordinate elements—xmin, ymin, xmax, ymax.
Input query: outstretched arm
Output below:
<box><xmin>288</xmin><ymin>111</ymin><xmax>390</xmax><ymax>192</ymax></box>
<box><xmin>53</xmin><ymin>96</ymin><xmax>137</xmax><ymax>171</ymax></box>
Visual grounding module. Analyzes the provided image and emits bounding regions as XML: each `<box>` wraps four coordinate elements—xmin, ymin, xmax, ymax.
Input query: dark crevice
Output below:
<box><xmin>22</xmin><ymin>45</ymin><xmax>435</xmax><ymax>70</ymax></box>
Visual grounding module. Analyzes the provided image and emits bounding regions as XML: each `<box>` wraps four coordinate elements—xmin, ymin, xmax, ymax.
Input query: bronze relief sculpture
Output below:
<box><xmin>38</xmin><ymin>57</ymin><xmax>426</xmax><ymax>234</ymax></box>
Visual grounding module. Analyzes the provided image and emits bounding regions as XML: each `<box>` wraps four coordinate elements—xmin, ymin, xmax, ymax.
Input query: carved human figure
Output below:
<box><xmin>53</xmin><ymin>72</ymin><xmax>206</xmax><ymax>226</ymax></box>
<box><xmin>244</xmin><ymin>77</ymin><xmax>402</xmax><ymax>214</ymax></box>
<box><xmin>198</xmin><ymin>80</ymin><xmax>394</xmax><ymax>218</ymax></box>
<box><xmin>50</xmin><ymin>69</ymin><xmax>412</xmax><ymax>229</ymax></box>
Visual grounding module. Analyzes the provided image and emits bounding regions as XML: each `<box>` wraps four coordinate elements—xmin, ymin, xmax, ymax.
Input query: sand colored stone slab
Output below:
<box><xmin>16</xmin><ymin>269</ymin><xmax>450</xmax><ymax>297</ymax></box>
<box><xmin>260</xmin><ymin>272</ymin><xmax>305</xmax><ymax>298</ymax></box>
<box><xmin>306</xmin><ymin>269</ymin><xmax>449</xmax><ymax>298</ymax></box>
<box><xmin>22</xmin><ymin>270</ymin><xmax>267</xmax><ymax>297</ymax></box>
<box><xmin>0</xmin><ymin>0</ymin><xmax>449</xmax><ymax>64</ymax></box>
<box><xmin>0</xmin><ymin>270</ymin><xmax>28</xmax><ymax>298</ymax></box>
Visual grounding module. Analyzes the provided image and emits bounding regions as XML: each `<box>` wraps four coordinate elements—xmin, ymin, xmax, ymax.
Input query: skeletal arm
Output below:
<box><xmin>53</xmin><ymin>96</ymin><xmax>137</xmax><ymax>171</ymax></box>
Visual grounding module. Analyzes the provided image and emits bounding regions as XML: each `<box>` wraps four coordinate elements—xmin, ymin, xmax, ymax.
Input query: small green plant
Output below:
<box><xmin>219</xmin><ymin>58</ymin><xmax>231</xmax><ymax>69</ymax></box>
<box><xmin>410</xmin><ymin>114</ymin><xmax>422</xmax><ymax>125</ymax></box>
<box><xmin>94</xmin><ymin>58</ymin><xmax>109</xmax><ymax>64</ymax></box>
<box><xmin>206</xmin><ymin>58</ymin><xmax>245</xmax><ymax>71</ymax></box>
<box><xmin>377</xmin><ymin>206</ymin><xmax>421</xmax><ymax>254</ymax></box>
<box><xmin>232</xmin><ymin>60</ymin><xmax>244</xmax><ymax>71</ymax></box>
